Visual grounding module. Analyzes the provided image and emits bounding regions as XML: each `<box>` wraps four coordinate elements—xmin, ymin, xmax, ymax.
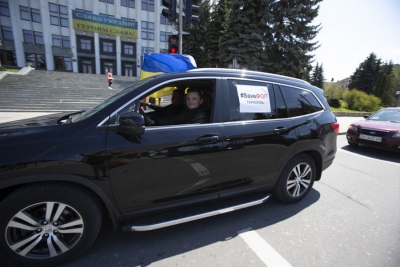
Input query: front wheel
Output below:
<box><xmin>273</xmin><ymin>154</ymin><xmax>316</xmax><ymax>203</ymax></box>
<box><xmin>0</xmin><ymin>183</ymin><xmax>103</xmax><ymax>267</ymax></box>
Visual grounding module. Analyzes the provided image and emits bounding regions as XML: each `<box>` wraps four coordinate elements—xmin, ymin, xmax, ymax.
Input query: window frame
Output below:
<box><xmin>141</xmin><ymin>0</ymin><xmax>154</xmax><ymax>11</ymax></box>
<box><xmin>1</xmin><ymin>26</ymin><xmax>13</xmax><ymax>41</ymax></box>
<box><xmin>0</xmin><ymin>1</ymin><xmax>10</xmax><ymax>16</ymax></box>
<box><xmin>121</xmin><ymin>0</ymin><xmax>135</xmax><ymax>8</ymax></box>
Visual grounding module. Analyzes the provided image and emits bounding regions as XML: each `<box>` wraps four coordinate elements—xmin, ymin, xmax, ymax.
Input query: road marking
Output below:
<box><xmin>238</xmin><ymin>228</ymin><xmax>292</xmax><ymax>267</ymax></box>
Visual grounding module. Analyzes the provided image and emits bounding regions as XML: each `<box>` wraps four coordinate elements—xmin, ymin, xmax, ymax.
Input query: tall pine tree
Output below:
<box><xmin>205</xmin><ymin>0</ymin><xmax>230</xmax><ymax>67</ymax></box>
<box><xmin>311</xmin><ymin>62</ymin><xmax>325</xmax><ymax>88</ymax></box>
<box><xmin>348</xmin><ymin>52</ymin><xmax>381</xmax><ymax>94</ymax></box>
<box><xmin>264</xmin><ymin>0</ymin><xmax>322</xmax><ymax>79</ymax></box>
<box><xmin>219</xmin><ymin>0</ymin><xmax>271</xmax><ymax>70</ymax></box>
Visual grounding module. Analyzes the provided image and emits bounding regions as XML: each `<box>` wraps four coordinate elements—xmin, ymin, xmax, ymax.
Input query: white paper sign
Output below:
<box><xmin>236</xmin><ymin>84</ymin><xmax>271</xmax><ymax>113</ymax></box>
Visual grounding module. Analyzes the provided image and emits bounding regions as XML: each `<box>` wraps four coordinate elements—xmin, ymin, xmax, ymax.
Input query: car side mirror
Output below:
<box><xmin>104</xmin><ymin>112</ymin><xmax>145</xmax><ymax>135</ymax></box>
<box><xmin>363</xmin><ymin>115</ymin><xmax>370</xmax><ymax>119</ymax></box>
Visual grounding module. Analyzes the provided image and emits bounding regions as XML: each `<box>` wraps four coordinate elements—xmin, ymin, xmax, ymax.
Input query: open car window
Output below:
<box><xmin>111</xmin><ymin>78</ymin><xmax>216</xmax><ymax>127</ymax></box>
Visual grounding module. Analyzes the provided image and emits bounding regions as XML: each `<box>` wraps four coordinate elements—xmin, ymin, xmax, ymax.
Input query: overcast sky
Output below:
<box><xmin>312</xmin><ymin>0</ymin><xmax>400</xmax><ymax>82</ymax></box>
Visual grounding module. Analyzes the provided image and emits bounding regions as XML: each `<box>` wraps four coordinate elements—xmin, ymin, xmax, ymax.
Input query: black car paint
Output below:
<box><xmin>0</xmin><ymin>70</ymin><xmax>337</xmax><ymax>226</ymax></box>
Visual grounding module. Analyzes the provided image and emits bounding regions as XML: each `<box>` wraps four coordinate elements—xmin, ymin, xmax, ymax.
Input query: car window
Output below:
<box><xmin>226</xmin><ymin>79</ymin><xmax>276</xmax><ymax>122</ymax></box>
<box><xmin>273</xmin><ymin>85</ymin><xmax>289</xmax><ymax>118</ymax></box>
<box><xmin>279</xmin><ymin>85</ymin><xmax>323</xmax><ymax>117</ymax></box>
<box><xmin>113</xmin><ymin>79</ymin><xmax>216</xmax><ymax>126</ymax></box>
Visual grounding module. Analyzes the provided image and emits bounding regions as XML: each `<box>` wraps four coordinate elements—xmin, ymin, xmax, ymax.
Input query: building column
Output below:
<box><xmin>116</xmin><ymin>36</ymin><xmax>121</xmax><ymax>76</ymax></box>
<box><xmin>94</xmin><ymin>33</ymin><xmax>100</xmax><ymax>74</ymax></box>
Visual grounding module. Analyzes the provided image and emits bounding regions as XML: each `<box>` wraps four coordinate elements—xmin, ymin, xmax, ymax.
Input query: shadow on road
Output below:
<box><xmin>340</xmin><ymin>144</ymin><xmax>400</xmax><ymax>164</ymax></box>
<box><xmin>62</xmin><ymin>190</ymin><xmax>320</xmax><ymax>267</ymax></box>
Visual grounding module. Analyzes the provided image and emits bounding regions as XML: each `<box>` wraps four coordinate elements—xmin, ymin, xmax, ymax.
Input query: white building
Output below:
<box><xmin>0</xmin><ymin>0</ymin><xmax>176</xmax><ymax>76</ymax></box>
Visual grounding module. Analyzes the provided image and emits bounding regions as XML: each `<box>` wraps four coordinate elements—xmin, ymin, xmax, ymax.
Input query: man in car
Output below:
<box><xmin>140</xmin><ymin>89</ymin><xmax>184</xmax><ymax>119</ymax></box>
<box><xmin>142</xmin><ymin>88</ymin><xmax>209</xmax><ymax>126</ymax></box>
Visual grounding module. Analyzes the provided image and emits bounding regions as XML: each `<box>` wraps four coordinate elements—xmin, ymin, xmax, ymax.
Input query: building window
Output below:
<box><xmin>23</xmin><ymin>30</ymin><xmax>33</xmax><ymax>43</ymax></box>
<box><xmin>31</xmin><ymin>8</ymin><xmax>41</xmax><ymax>22</ymax></box>
<box><xmin>121</xmin><ymin>17</ymin><xmax>135</xmax><ymax>22</ymax></box>
<box><xmin>80</xmin><ymin>39</ymin><xmax>92</xmax><ymax>51</ymax></box>
<box><xmin>160</xmin><ymin>31</ymin><xmax>170</xmax><ymax>42</ymax></box>
<box><xmin>76</xmin><ymin>8</ymin><xmax>92</xmax><ymax>13</ymax></box>
<box><xmin>0</xmin><ymin>50</ymin><xmax>17</xmax><ymax>66</ymax></box>
<box><xmin>49</xmin><ymin>3</ymin><xmax>68</xmax><ymax>27</ymax></box>
<box><xmin>54</xmin><ymin>56</ymin><xmax>72</xmax><ymax>71</ymax></box>
<box><xmin>0</xmin><ymin>1</ymin><xmax>10</xmax><ymax>16</ymax></box>
<box><xmin>52</xmin><ymin>34</ymin><xmax>61</xmax><ymax>46</ymax></box>
<box><xmin>34</xmin><ymin>31</ymin><xmax>44</xmax><ymax>44</ymax></box>
<box><xmin>100</xmin><ymin>13</ymin><xmax>114</xmax><ymax>17</ymax></box>
<box><xmin>20</xmin><ymin>6</ymin><xmax>30</xmax><ymax>20</ymax></box>
<box><xmin>141</xmin><ymin>0</ymin><xmax>154</xmax><ymax>11</ymax></box>
<box><xmin>121</xmin><ymin>0</ymin><xmax>135</xmax><ymax>8</ymax></box>
<box><xmin>160</xmin><ymin>14</ymin><xmax>172</xmax><ymax>25</ymax></box>
<box><xmin>142</xmin><ymin>46</ymin><xmax>154</xmax><ymax>54</ymax></box>
<box><xmin>20</xmin><ymin>6</ymin><xmax>41</xmax><ymax>22</ymax></box>
<box><xmin>62</xmin><ymin>36</ymin><xmax>70</xmax><ymax>48</ymax></box>
<box><xmin>122</xmin><ymin>43</ymin><xmax>135</xmax><ymax>56</ymax></box>
<box><xmin>141</xmin><ymin>21</ymin><xmax>154</xmax><ymax>40</ymax></box>
<box><xmin>100</xmin><ymin>0</ymin><xmax>114</xmax><ymax>3</ymax></box>
<box><xmin>26</xmin><ymin>53</ymin><xmax>46</xmax><ymax>69</ymax></box>
<box><xmin>103</xmin><ymin>61</ymin><xmax>114</xmax><ymax>74</ymax></box>
<box><xmin>103</xmin><ymin>42</ymin><xmax>113</xmax><ymax>53</ymax></box>
<box><xmin>52</xmin><ymin>35</ymin><xmax>70</xmax><ymax>48</ymax></box>
<box><xmin>1</xmin><ymin>26</ymin><xmax>13</xmax><ymax>40</ymax></box>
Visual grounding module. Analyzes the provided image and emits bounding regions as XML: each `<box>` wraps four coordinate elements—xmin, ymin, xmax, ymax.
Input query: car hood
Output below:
<box><xmin>351</xmin><ymin>119</ymin><xmax>400</xmax><ymax>131</ymax></box>
<box><xmin>0</xmin><ymin>112</ymin><xmax>77</xmax><ymax>131</ymax></box>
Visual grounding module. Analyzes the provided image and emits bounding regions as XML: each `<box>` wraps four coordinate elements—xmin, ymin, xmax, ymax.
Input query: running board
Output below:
<box><xmin>122</xmin><ymin>192</ymin><xmax>271</xmax><ymax>232</ymax></box>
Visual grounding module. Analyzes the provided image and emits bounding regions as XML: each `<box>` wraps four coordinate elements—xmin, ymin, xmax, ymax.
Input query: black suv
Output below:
<box><xmin>0</xmin><ymin>68</ymin><xmax>339</xmax><ymax>266</ymax></box>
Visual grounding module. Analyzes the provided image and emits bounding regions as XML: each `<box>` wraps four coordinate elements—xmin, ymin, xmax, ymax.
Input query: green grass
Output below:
<box><xmin>5</xmin><ymin>68</ymin><xmax>20</xmax><ymax>73</ymax></box>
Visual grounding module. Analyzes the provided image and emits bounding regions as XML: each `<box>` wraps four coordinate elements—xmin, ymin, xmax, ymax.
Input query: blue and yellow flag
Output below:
<box><xmin>140</xmin><ymin>53</ymin><xmax>197</xmax><ymax>80</ymax></box>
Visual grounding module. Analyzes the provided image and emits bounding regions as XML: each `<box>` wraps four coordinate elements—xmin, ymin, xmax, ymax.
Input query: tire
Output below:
<box><xmin>273</xmin><ymin>154</ymin><xmax>316</xmax><ymax>204</ymax></box>
<box><xmin>0</xmin><ymin>183</ymin><xmax>103</xmax><ymax>267</ymax></box>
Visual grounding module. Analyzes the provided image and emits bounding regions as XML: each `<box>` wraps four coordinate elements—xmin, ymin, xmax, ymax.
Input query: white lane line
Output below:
<box><xmin>238</xmin><ymin>228</ymin><xmax>292</xmax><ymax>267</ymax></box>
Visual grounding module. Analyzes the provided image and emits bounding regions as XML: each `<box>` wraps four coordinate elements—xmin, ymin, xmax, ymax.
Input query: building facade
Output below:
<box><xmin>0</xmin><ymin>0</ymin><xmax>175</xmax><ymax>76</ymax></box>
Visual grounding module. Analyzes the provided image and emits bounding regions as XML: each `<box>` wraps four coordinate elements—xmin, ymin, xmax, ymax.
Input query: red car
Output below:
<box><xmin>346</xmin><ymin>107</ymin><xmax>400</xmax><ymax>152</ymax></box>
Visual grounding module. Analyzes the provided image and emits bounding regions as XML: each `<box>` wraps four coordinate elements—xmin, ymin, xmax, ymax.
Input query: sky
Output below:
<box><xmin>312</xmin><ymin>0</ymin><xmax>400</xmax><ymax>82</ymax></box>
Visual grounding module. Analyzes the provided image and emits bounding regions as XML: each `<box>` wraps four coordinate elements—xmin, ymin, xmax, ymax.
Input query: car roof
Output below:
<box><xmin>189</xmin><ymin>68</ymin><xmax>310</xmax><ymax>85</ymax></box>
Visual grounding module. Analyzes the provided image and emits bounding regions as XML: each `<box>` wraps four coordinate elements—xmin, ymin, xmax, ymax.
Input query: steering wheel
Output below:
<box><xmin>139</xmin><ymin>107</ymin><xmax>153</xmax><ymax>126</ymax></box>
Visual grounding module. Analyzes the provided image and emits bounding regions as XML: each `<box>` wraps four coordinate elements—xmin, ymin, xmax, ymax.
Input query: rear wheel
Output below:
<box><xmin>0</xmin><ymin>183</ymin><xmax>102</xmax><ymax>267</ymax></box>
<box><xmin>273</xmin><ymin>154</ymin><xmax>316</xmax><ymax>203</ymax></box>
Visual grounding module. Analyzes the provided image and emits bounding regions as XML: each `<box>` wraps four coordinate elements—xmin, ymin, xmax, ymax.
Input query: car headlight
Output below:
<box><xmin>348</xmin><ymin>125</ymin><xmax>358</xmax><ymax>132</ymax></box>
<box><xmin>393</xmin><ymin>132</ymin><xmax>400</xmax><ymax>138</ymax></box>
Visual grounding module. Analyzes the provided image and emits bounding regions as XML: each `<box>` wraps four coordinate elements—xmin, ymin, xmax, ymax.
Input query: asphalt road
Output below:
<box><xmin>60</xmin><ymin>135</ymin><xmax>400</xmax><ymax>267</ymax></box>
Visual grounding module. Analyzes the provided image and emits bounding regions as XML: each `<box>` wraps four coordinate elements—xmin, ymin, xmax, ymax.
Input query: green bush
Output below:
<box><xmin>328</xmin><ymin>98</ymin><xmax>341</xmax><ymax>108</ymax></box>
<box><xmin>0</xmin><ymin>66</ymin><xmax>6</xmax><ymax>71</ymax></box>
<box><xmin>343</xmin><ymin>89</ymin><xmax>381</xmax><ymax>112</ymax></box>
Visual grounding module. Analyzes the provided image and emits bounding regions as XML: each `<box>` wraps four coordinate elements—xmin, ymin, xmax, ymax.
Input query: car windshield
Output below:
<box><xmin>368</xmin><ymin>109</ymin><xmax>400</xmax><ymax>123</ymax></box>
<box><xmin>72</xmin><ymin>78</ymin><xmax>153</xmax><ymax>122</ymax></box>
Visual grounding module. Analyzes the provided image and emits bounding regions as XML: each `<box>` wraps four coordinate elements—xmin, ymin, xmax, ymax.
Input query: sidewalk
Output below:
<box><xmin>0</xmin><ymin>112</ymin><xmax>364</xmax><ymax>135</ymax></box>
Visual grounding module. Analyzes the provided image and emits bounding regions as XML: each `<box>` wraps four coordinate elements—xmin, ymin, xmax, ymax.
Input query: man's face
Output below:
<box><xmin>171</xmin><ymin>91</ymin><xmax>181</xmax><ymax>105</ymax></box>
<box><xmin>186</xmin><ymin>92</ymin><xmax>203</xmax><ymax>109</ymax></box>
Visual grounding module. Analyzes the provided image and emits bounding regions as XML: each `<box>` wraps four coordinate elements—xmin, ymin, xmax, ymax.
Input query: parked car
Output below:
<box><xmin>0</xmin><ymin>68</ymin><xmax>339</xmax><ymax>266</ymax></box>
<box><xmin>346</xmin><ymin>107</ymin><xmax>400</xmax><ymax>152</ymax></box>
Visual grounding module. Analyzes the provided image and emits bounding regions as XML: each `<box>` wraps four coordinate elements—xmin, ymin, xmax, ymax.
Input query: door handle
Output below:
<box><xmin>196</xmin><ymin>135</ymin><xmax>219</xmax><ymax>143</ymax></box>
<box><xmin>274</xmin><ymin>127</ymin><xmax>287</xmax><ymax>134</ymax></box>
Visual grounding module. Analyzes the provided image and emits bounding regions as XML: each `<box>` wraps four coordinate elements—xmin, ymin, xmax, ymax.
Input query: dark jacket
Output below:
<box><xmin>148</xmin><ymin>103</ymin><xmax>184</xmax><ymax>119</ymax></box>
<box><xmin>155</xmin><ymin>107</ymin><xmax>209</xmax><ymax>126</ymax></box>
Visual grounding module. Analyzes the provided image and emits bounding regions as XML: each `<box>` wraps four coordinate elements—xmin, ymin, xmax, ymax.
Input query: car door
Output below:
<box><xmin>105</xmin><ymin>78</ymin><xmax>224</xmax><ymax>216</ymax></box>
<box><xmin>219</xmin><ymin>78</ymin><xmax>297</xmax><ymax>197</ymax></box>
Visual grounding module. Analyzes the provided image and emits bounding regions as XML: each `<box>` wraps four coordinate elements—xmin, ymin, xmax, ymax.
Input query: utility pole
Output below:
<box><xmin>179</xmin><ymin>0</ymin><xmax>183</xmax><ymax>53</ymax></box>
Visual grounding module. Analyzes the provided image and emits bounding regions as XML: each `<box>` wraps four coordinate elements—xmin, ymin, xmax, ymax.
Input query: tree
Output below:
<box><xmin>348</xmin><ymin>52</ymin><xmax>381</xmax><ymax>94</ymax></box>
<box><xmin>182</xmin><ymin>0</ymin><xmax>211</xmax><ymax>68</ymax></box>
<box><xmin>372</xmin><ymin>70</ymin><xmax>387</xmax><ymax>98</ymax></box>
<box><xmin>205</xmin><ymin>0</ymin><xmax>230</xmax><ymax>67</ymax></box>
<box><xmin>381</xmin><ymin>73</ymin><xmax>396</xmax><ymax>107</ymax></box>
<box><xmin>310</xmin><ymin>62</ymin><xmax>325</xmax><ymax>88</ymax></box>
<box><xmin>219</xmin><ymin>0</ymin><xmax>271</xmax><ymax>70</ymax></box>
<box><xmin>264</xmin><ymin>0</ymin><xmax>322</xmax><ymax>79</ymax></box>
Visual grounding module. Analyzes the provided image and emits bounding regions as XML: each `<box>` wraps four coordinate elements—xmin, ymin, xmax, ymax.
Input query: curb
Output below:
<box><xmin>333</xmin><ymin>112</ymin><xmax>370</xmax><ymax>117</ymax></box>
